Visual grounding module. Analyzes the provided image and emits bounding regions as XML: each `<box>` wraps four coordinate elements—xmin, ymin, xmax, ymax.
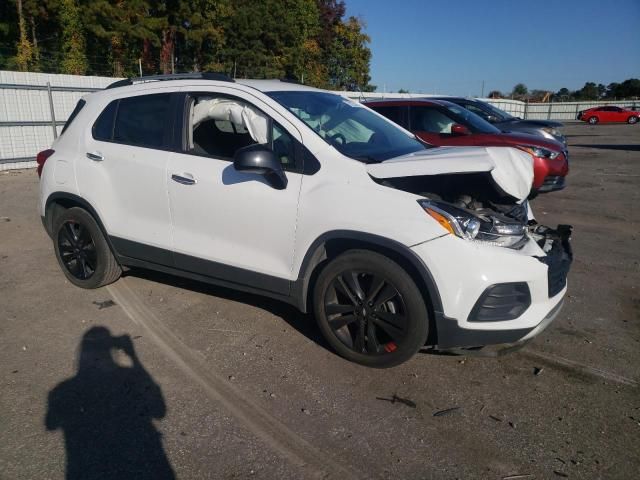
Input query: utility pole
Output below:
<box><xmin>138</xmin><ymin>58</ymin><xmax>142</xmax><ymax>77</ymax></box>
<box><xmin>481</xmin><ymin>80</ymin><xmax>485</xmax><ymax>98</ymax></box>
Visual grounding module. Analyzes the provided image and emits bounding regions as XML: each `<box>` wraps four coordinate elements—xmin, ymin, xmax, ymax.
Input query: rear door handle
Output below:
<box><xmin>171</xmin><ymin>173</ymin><xmax>197</xmax><ymax>185</ymax></box>
<box><xmin>86</xmin><ymin>151</ymin><xmax>104</xmax><ymax>161</ymax></box>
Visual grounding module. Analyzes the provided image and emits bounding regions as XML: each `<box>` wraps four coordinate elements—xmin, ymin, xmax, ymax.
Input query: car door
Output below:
<box><xmin>78</xmin><ymin>90</ymin><xmax>175</xmax><ymax>263</ymax></box>
<box><xmin>599</xmin><ymin>107</ymin><xmax>616</xmax><ymax>122</ymax></box>
<box><xmin>610</xmin><ymin>107</ymin><xmax>626</xmax><ymax>122</ymax></box>
<box><xmin>166</xmin><ymin>88</ymin><xmax>305</xmax><ymax>295</ymax></box>
<box><xmin>409</xmin><ymin>106</ymin><xmax>473</xmax><ymax>146</ymax></box>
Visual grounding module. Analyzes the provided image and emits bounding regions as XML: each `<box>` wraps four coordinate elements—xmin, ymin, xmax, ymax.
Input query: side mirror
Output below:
<box><xmin>451</xmin><ymin>124</ymin><xmax>471</xmax><ymax>136</ymax></box>
<box><xmin>233</xmin><ymin>144</ymin><xmax>288</xmax><ymax>190</ymax></box>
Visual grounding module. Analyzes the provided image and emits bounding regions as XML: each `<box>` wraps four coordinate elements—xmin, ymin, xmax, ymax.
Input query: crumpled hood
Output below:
<box><xmin>367</xmin><ymin>146</ymin><xmax>534</xmax><ymax>201</ymax></box>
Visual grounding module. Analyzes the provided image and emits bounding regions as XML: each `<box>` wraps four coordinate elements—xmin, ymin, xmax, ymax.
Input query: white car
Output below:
<box><xmin>37</xmin><ymin>73</ymin><xmax>572</xmax><ymax>367</ymax></box>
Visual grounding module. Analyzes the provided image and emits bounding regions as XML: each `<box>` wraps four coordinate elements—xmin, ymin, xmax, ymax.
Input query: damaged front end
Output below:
<box><xmin>375</xmin><ymin>171</ymin><xmax>573</xmax><ymax>298</ymax></box>
<box><xmin>531</xmin><ymin>224</ymin><xmax>573</xmax><ymax>297</ymax></box>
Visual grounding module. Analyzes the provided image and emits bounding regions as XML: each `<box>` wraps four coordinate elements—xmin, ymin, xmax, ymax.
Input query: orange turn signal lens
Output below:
<box><xmin>424</xmin><ymin>208</ymin><xmax>455</xmax><ymax>235</ymax></box>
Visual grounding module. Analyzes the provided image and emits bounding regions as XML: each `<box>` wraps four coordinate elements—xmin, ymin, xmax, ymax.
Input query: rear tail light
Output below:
<box><xmin>36</xmin><ymin>149</ymin><xmax>55</xmax><ymax>177</ymax></box>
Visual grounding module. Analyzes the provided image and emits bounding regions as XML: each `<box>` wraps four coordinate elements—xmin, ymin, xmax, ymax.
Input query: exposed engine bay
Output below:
<box><xmin>378</xmin><ymin>172</ymin><xmax>572</xmax><ymax>260</ymax></box>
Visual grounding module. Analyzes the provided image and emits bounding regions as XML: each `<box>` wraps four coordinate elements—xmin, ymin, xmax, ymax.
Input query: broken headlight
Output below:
<box><xmin>418</xmin><ymin>199</ymin><xmax>527</xmax><ymax>248</ymax></box>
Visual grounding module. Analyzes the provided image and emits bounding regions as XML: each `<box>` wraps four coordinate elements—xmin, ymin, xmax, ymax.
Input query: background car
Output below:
<box><xmin>577</xmin><ymin>106</ymin><xmax>639</xmax><ymax>124</ymax></box>
<box><xmin>431</xmin><ymin>97</ymin><xmax>567</xmax><ymax>146</ymax></box>
<box><xmin>366</xmin><ymin>98</ymin><xmax>569</xmax><ymax>194</ymax></box>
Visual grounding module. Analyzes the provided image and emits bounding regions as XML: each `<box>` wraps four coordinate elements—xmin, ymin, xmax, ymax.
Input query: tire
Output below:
<box><xmin>52</xmin><ymin>207</ymin><xmax>121</xmax><ymax>288</ymax></box>
<box><xmin>313</xmin><ymin>250</ymin><xmax>429</xmax><ymax>368</ymax></box>
<box><xmin>588</xmin><ymin>116</ymin><xmax>599</xmax><ymax>124</ymax></box>
<box><xmin>628</xmin><ymin>116</ymin><xmax>638</xmax><ymax>124</ymax></box>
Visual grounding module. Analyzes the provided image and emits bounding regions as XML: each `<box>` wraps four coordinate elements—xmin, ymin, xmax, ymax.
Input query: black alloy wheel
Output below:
<box><xmin>324</xmin><ymin>270</ymin><xmax>407</xmax><ymax>355</ymax></box>
<box><xmin>57</xmin><ymin>220</ymin><xmax>98</xmax><ymax>280</ymax></box>
<box><xmin>314</xmin><ymin>250</ymin><xmax>429</xmax><ymax>368</ymax></box>
<box><xmin>52</xmin><ymin>207</ymin><xmax>122</xmax><ymax>288</ymax></box>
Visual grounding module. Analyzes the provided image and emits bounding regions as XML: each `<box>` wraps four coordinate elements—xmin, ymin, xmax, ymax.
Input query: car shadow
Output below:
<box><xmin>45</xmin><ymin>326</ymin><xmax>175</xmax><ymax>479</ymax></box>
<box><xmin>573</xmin><ymin>144</ymin><xmax>640</xmax><ymax>151</ymax></box>
<box><xmin>123</xmin><ymin>268</ymin><xmax>329</xmax><ymax>350</ymax></box>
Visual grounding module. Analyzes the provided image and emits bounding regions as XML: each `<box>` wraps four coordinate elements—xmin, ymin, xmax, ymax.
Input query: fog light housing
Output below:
<box><xmin>468</xmin><ymin>283</ymin><xmax>531</xmax><ymax>322</ymax></box>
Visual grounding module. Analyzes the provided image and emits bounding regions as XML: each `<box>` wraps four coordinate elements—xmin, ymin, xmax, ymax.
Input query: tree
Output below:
<box><xmin>60</xmin><ymin>0</ymin><xmax>87</xmax><ymax>74</ymax></box>
<box><xmin>575</xmin><ymin>82</ymin><xmax>598</xmax><ymax>100</ymax></box>
<box><xmin>487</xmin><ymin>90</ymin><xmax>502</xmax><ymax>99</ymax></box>
<box><xmin>398</xmin><ymin>88</ymin><xmax>409</xmax><ymax>93</ymax></box>
<box><xmin>14</xmin><ymin>0</ymin><xmax>37</xmax><ymax>71</ymax></box>
<box><xmin>512</xmin><ymin>83</ymin><xmax>528</xmax><ymax>98</ymax></box>
<box><xmin>327</xmin><ymin>16</ymin><xmax>374</xmax><ymax>91</ymax></box>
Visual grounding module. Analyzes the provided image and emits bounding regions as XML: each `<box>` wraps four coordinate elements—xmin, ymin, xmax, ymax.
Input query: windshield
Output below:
<box><xmin>442</xmin><ymin>104</ymin><xmax>502</xmax><ymax>134</ymax></box>
<box><xmin>267</xmin><ymin>91</ymin><xmax>427</xmax><ymax>162</ymax></box>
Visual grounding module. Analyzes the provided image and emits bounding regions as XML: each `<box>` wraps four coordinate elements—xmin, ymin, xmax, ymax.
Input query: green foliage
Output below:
<box><xmin>512</xmin><ymin>83</ymin><xmax>528</xmax><ymax>97</ymax></box>
<box><xmin>2</xmin><ymin>0</ymin><xmax>375</xmax><ymax>90</ymax></box>
<box><xmin>60</xmin><ymin>0</ymin><xmax>87</xmax><ymax>74</ymax></box>
<box><xmin>397</xmin><ymin>88</ymin><xmax>409</xmax><ymax>94</ymax></box>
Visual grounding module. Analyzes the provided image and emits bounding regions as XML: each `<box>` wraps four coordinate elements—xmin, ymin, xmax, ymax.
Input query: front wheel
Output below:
<box><xmin>52</xmin><ymin>207</ymin><xmax>121</xmax><ymax>288</ymax></box>
<box><xmin>628</xmin><ymin>116</ymin><xmax>638</xmax><ymax>124</ymax></box>
<box><xmin>588</xmin><ymin>116</ymin><xmax>599</xmax><ymax>124</ymax></box>
<box><xmin>313</xmin><ymin>250</ymin><xmax>429</xmax><ymax>368</ymax></box>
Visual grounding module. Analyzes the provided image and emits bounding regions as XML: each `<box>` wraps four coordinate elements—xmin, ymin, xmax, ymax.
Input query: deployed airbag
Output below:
<box><xmin>192</xmin><ymin>98</ymin><xmax>269</xmax><ymax>144</ymax></box>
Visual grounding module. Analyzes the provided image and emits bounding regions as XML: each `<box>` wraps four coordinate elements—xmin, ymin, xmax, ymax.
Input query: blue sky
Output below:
<box><xmin>345</xmin><ymin>0</ymin><xmax>640</xmax><ymax>96</ymax></box>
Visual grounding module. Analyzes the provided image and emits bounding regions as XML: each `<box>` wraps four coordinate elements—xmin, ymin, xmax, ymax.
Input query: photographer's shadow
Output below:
<box><xmin>45</xmin><ymin>326</ymin><xmax>175</xmax><ymax>479</ymax></box>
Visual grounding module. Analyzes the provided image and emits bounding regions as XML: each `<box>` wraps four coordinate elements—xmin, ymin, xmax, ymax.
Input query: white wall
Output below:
<box><xmin>2</xmin><ymin>70</ymin><xmax>639</xmax><ymax>170</ymax></box>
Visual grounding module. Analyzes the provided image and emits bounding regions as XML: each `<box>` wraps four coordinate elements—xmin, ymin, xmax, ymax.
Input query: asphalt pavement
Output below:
<box><xmin>1</xmin><ymin>122</ymin><xmax>639</xmax><ymax>479</ymax></box>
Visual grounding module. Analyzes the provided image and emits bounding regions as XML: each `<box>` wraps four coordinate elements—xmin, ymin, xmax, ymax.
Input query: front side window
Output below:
<box><xmin>373</xmin><ymin>106</ymin><xmax>407</xmax><ymax>128</ymax></box>
<box><xmin>268</xmin><ymin>91</ymin><xmax>426</xmax><ymax>163</ymax></box>
<box><xmin>412</xmin><ymin>104</ymin><xmax>501</xmax><ymax>134</ymax></box>
<box><xmin>187</xmin><ymin>94</ymin><xmax>299</xmax><ymax>169</ymax></box>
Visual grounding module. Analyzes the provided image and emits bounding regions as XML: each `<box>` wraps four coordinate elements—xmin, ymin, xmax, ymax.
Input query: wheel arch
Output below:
<box><xmin>292</xmin><ymin>231</ymin><xmax>443</xmax><ymax>345</ymax></box>
<box><xmin>44</xmin><ymin>192</ymin><xmax>119</xmax><ymax>258</ymax></box>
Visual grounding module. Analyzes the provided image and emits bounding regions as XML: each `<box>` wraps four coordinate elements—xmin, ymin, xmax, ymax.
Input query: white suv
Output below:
<box><xmin>38</xmin><ymin>73</ymin><xmax>572</xmax><ymax>367</ymax></box>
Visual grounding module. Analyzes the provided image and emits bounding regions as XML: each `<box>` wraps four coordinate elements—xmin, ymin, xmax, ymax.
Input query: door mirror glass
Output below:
<box><xmin>233</xmin><ymin>144</ymin><xmax>288</xmax><ymax>190</ymax></box>
<box><xmin>451</xmin><ymin>124</ymin><xmax>471</xmax><ymax>135</ymax></box>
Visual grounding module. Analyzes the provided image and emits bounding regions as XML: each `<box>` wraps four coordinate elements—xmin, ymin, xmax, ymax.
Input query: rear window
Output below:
<box><xmin>92</xmin><ymin>101</ymin><xmax>117</xmax><ymax>141</ymax></box>
<box><xmin>92</xmin><ymin>93</ymin><xmax>171</xmax><ymax>148</ymax></box>
<box><xmin>61</xmin><ymin>99</ymin><xmax>86</xmax><ymax>135</ymax></box>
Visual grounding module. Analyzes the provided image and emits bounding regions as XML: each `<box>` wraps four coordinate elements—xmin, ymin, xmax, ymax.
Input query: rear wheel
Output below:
<box><xmin>53</xmin><ymin>207</ymin><xmax>121</xmax><ymax>288</ymax></box>
<box><xmin>313</xmin><ymin>250</ymin><xmax>429</xmax><ymax>368</ymax></box>
<box><xmin>588</xmin><ymin>116</ymin><xmax>599</xmax><ymax>124</ymax></box>
<box><xmin>628</xmin><ymin>116</ymin><xmax>638</xmax><ymax>124</ymax></box>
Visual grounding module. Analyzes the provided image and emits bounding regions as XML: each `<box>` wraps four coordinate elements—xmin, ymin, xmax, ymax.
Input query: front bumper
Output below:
<box><xmin>413</xmin><ymin>225</ymin><xmax>572</xmax><ymax>349</ymax></box>
<box><xmin>538</xmin><ymin>175</ymin><xmax>566</xmax><ymax>193</ymax></box>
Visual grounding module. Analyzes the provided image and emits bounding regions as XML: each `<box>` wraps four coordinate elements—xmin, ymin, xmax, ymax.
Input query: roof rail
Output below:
<box><xmin>106</xmin><ymin>72</ymin><xmax>234</xmax><ymax>89</ymax></box>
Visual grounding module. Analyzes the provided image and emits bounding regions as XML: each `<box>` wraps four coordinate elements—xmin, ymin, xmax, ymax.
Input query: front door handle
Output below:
<box><xmin>86</xmin><ymin>151</ymin><xmax>104</xmax><ymax>161</ymax></box>
<box><xmin>171</xmin><ymin>173</ymin><xmax>197</xmax><ymax>185</ymax></box>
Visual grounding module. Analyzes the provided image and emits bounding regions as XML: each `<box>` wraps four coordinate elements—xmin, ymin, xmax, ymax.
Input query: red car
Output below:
<box><xmin>577</xmin><ymin>106</ymin><xmax>639</xmax><ymax>124</ymax></box>
<box><xmin>366</xmin><ymin>99</ymin><xmax>569</xmax><ymax>194</ymax></box>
